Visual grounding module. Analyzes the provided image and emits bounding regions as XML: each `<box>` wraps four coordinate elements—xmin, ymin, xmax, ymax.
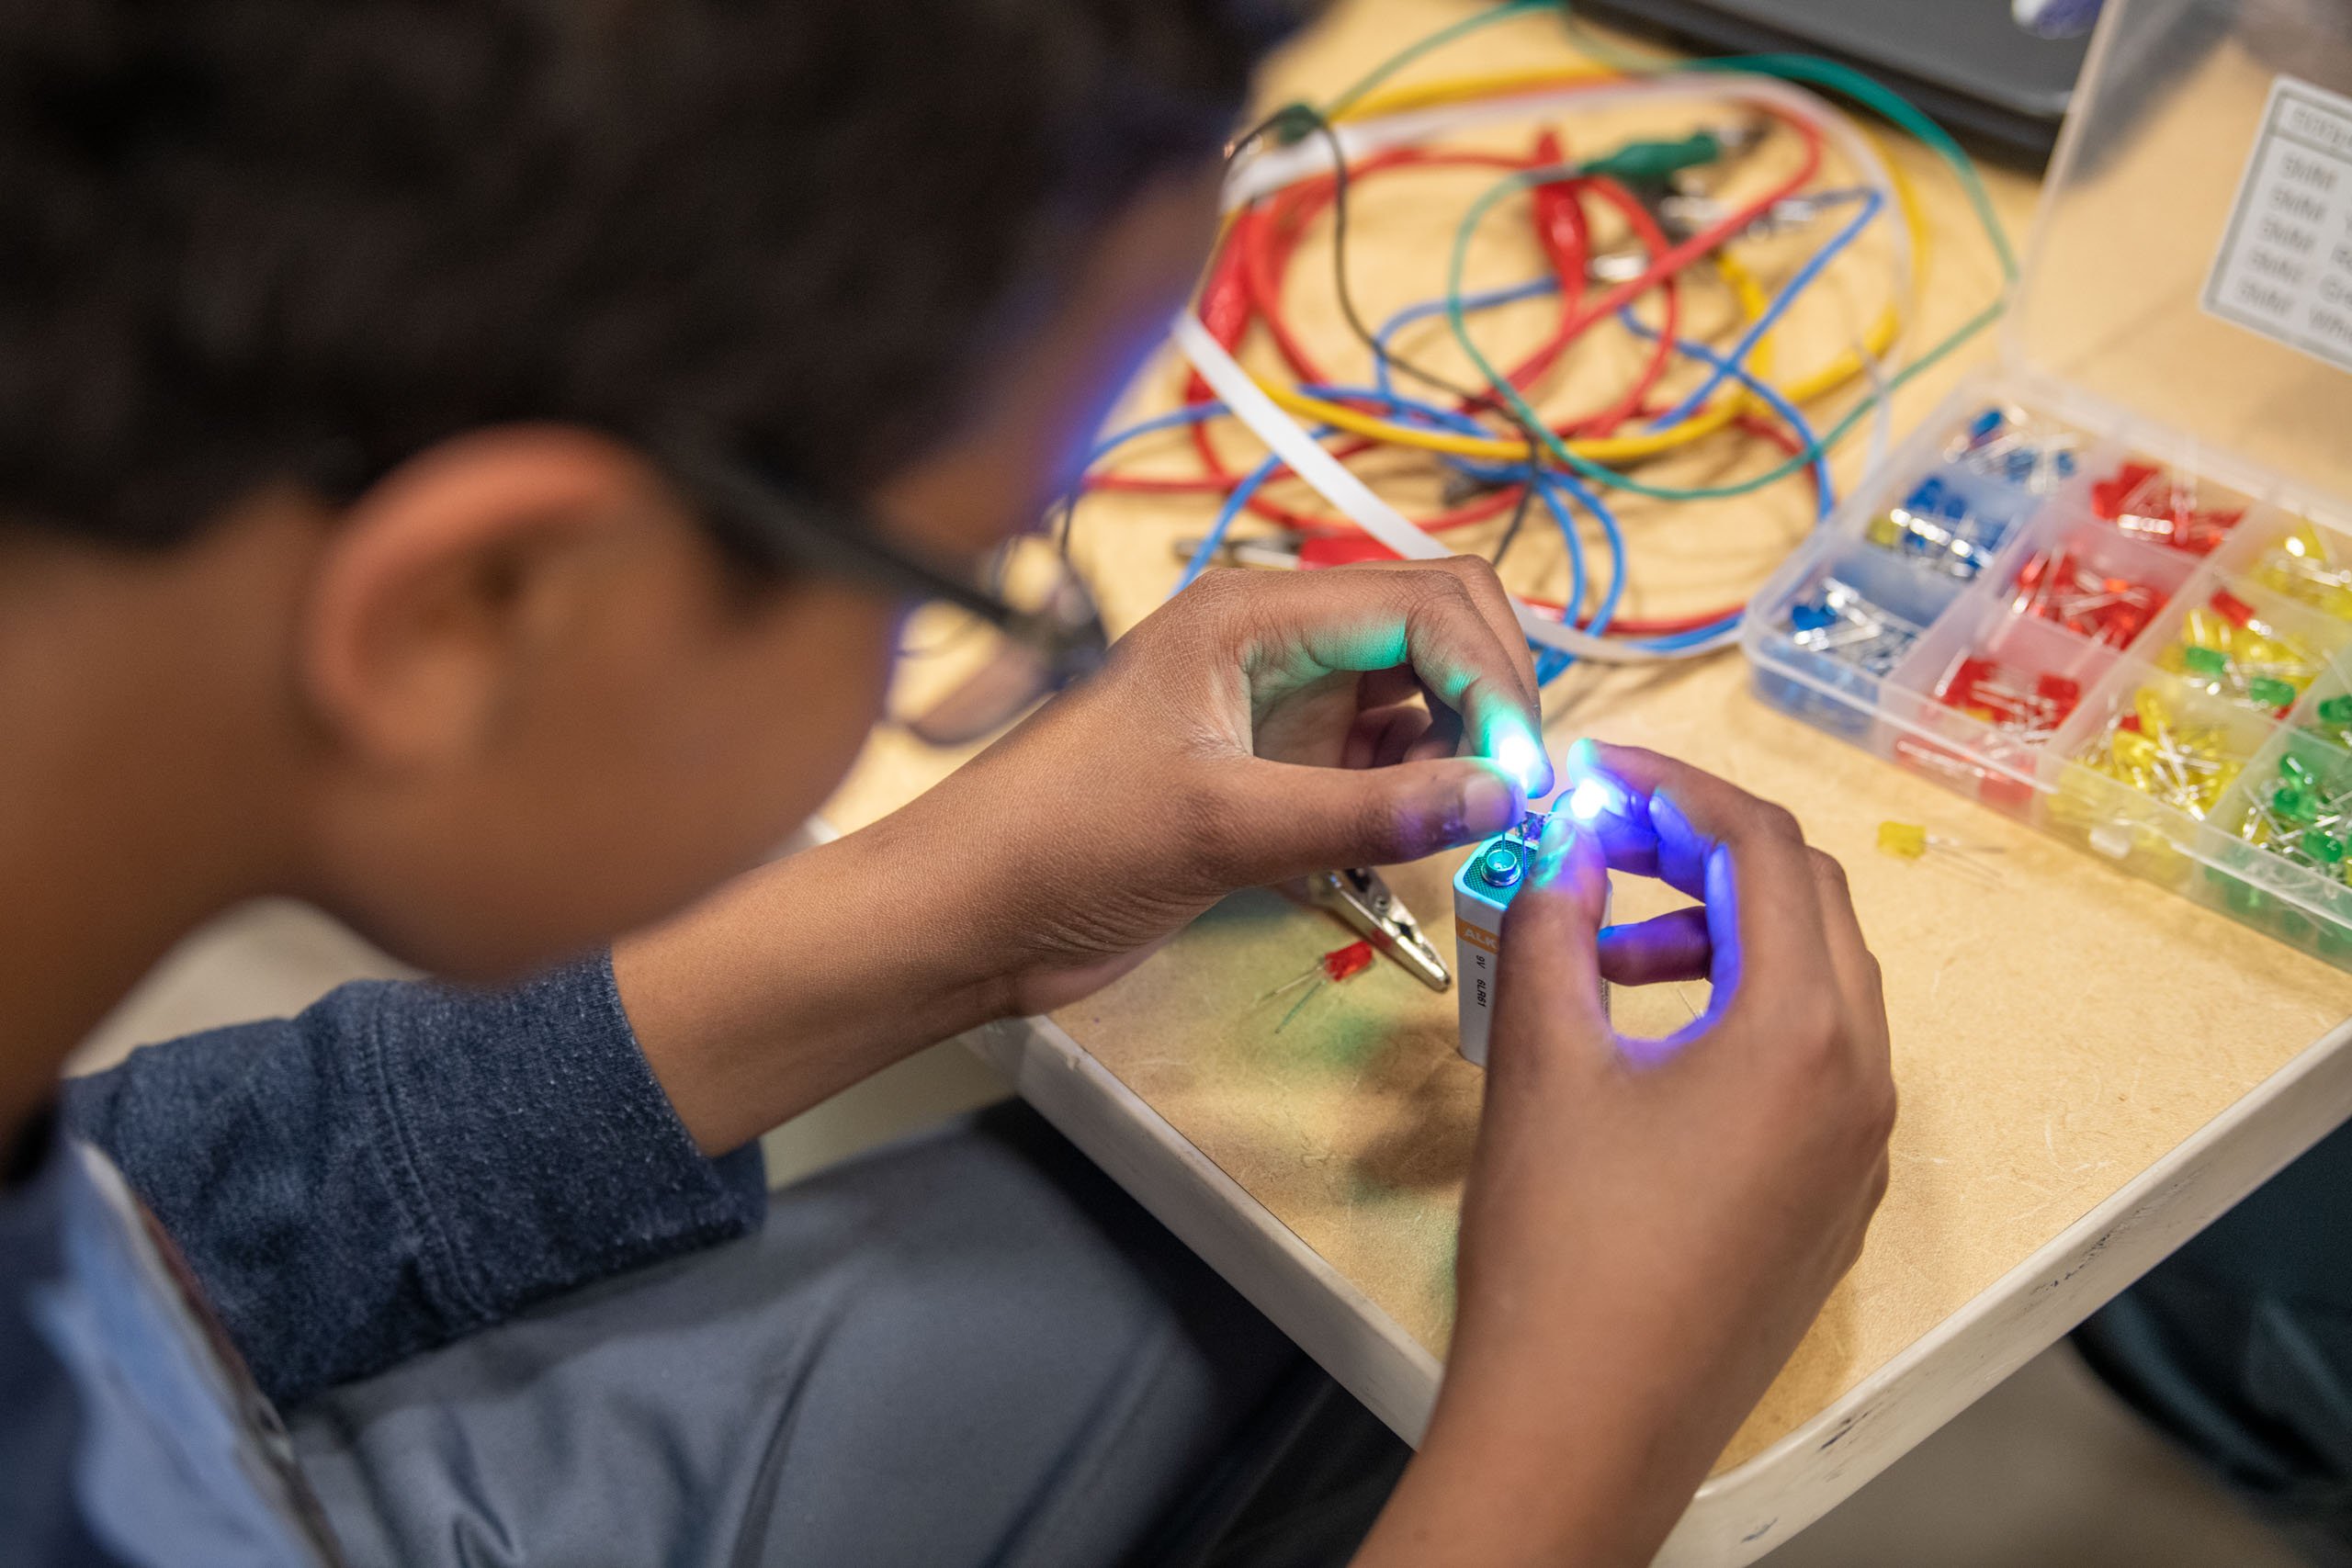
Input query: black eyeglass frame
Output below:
<box><xmin>658</xmin><ymin>440</ymin><xmax>1110</xmax><ymax>702</ymax></box>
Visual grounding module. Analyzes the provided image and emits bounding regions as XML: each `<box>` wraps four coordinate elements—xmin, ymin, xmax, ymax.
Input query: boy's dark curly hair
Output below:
<box><xmin>0</xmin><ymin>0</ymin><xmax>1303</xmax><ymax>547</ymax></box>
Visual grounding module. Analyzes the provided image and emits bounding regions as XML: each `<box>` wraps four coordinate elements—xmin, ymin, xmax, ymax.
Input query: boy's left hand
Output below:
<box><xmin>895</xmin><ymin>556</ymin><xmax>1549</xmax><ymax>1012</ymax></box>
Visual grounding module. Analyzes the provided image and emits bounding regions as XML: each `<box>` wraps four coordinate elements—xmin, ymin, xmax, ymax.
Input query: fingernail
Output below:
<box><xmin>1460</xmin><ymin>766</ymin><xmax>1521</xmax><ymax>837</ymax></box>
<box><xmin>1531</xmin><ymin>807</ymin><xmax>1577</xmax><ymax>883</ymax></box>
<box><xmin>1649</xmin><ymin>789</ymin><xmax>1690</xmax><ymax>841</ymax></box>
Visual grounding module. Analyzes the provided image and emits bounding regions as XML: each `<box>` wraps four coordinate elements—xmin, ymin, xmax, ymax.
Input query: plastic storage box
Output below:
<box><xmin>1743</xmin><ymin>0</ymin><xmax>2352</xmax><ymax>969</ymax></box>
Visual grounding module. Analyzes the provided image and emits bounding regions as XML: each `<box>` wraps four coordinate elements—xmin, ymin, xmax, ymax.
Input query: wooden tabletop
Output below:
<box><xmin>821</xmin><ymin>0</ymin><xmax>2352</xmax><ymax>1483</ymax></box>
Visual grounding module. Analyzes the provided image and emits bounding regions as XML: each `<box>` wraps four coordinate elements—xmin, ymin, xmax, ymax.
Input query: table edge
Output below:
<box><xmin>969</xmin><ymin>1006</ymin><xmax>2352</xmax><ymax>1563</ymax></box>
<box><xmin>1665</xmin><ymin>1008</ymin><xmax>2352</xmax><ymax>1563</ymax></box>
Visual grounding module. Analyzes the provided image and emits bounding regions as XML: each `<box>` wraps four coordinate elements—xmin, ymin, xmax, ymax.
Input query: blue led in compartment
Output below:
<box><xmin>1752</xmin><ymin>546</ymin><xmax>1954</xmax><ymax>740</ymax></box>
<box><xmin>1862</xmin><ymin>468</ymin><xmax>2038</xmax><ymax>581</ymax></box>
<box><xmin>1942</xmin><ymin>403</ymin><xmax>2083</xmax><ymax>495</ymax></box>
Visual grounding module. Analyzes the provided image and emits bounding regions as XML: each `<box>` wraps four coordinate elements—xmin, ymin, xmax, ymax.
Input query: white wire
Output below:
<box><xmin>1175</xmin><ymin>314</ymin><xmax>1694</xmax><ymax>662</ymax></box>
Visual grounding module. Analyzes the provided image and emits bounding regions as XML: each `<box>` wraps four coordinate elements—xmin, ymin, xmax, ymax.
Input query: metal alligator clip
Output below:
<box><xmin>1309</xmin><ymin>867</ymin><xmax>1452</xmax><ymax>991</ymax></box>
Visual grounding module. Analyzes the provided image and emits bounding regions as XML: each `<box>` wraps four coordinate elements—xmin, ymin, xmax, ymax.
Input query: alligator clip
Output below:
<box><xmin>1308</xmin><ymin>867</ymin><xmax>1452</xmax><ymax>991</ymax></box>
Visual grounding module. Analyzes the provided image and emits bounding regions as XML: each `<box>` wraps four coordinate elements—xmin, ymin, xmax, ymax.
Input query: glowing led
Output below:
<box><xmin>1491</xmin><ymin>730</ymin><xmax>1544</xmax><ymax>792</ymax></box>
<box><xmin>1567</xmin><ymin>777</ymin><xmax>1614</xmax><ymax>821</ymax></box>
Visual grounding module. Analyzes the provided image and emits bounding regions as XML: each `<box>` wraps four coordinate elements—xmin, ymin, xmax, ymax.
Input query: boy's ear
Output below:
<box><xmin>300</xmin><ymin>424</ymin><xmax>661</xmax><ymax>770</ymax></box>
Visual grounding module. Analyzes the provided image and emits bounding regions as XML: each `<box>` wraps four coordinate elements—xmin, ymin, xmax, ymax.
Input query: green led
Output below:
<box><xmin>2182</xmin><ymin>644</ymin><xmax>2230</xmax><ymax>677</ymax></box>
<box><xmin>2320</xmin><ymin>694</ymin><xmax>2352</xmax><ymax>727</ymax></box>
<box><xmin>2275</xmin><ymin>784</ymin><xmax>2319</xmax><ymax>825</ymax></box>
<box><xmin>2250</xmin><ymin>676</ymin><xmax>2299</xmax><ymax>709</ymax></box>
<box><xmin>2283</xmin><ymin>752</ymin><xmax>2316</xmax><ymax>785</ymax></box>
<box><xmin>2302</xmin><ymin>829</ymin><xmax>2347</xmax><ymax>866</ymax></box>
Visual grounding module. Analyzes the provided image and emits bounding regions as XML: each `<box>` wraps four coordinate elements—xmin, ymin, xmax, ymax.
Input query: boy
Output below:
<box><xmin>0</xmin><ymin>2</ymin><xmax>1894</xmax><ymax>1564</ymax></box>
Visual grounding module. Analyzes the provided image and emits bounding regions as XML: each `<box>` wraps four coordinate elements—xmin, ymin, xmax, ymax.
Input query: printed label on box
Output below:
<box><xmin>2203</xmin><ymin>74</ymin><xmax>2352</xmax><ymax>375</ymax></box>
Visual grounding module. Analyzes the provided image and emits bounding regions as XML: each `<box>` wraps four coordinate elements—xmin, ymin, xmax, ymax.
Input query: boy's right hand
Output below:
<box><xmin>1357</xmin><ymin>743</ymin><xmax>1895</xmax><ymax>1568</ymax></box>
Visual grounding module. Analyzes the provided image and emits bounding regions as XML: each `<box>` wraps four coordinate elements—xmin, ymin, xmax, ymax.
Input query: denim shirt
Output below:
<box><xmin>4</xmin><ymin>956</ymin><xmax>766</xmax><ymax>1565</ymax></box>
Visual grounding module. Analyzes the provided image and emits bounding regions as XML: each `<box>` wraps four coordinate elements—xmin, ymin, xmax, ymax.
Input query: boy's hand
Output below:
<box><xmin>895</xmin><ymin>557</ymin><xmax>1551</xmax><ymax>1012</ymax></box>
<box><xmin>1358</xmin><ymin>742</ymin><xmax>1895</xmax><ymax>1567</ymax></box>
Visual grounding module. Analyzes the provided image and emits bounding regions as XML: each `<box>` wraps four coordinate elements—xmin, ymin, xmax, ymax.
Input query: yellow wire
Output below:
<box><xmin>1222</xmin><ymin>69</ymin><xmax>1928</xmax><ymax>467</ymax></box>
<box><xmin>1332</xmin><ymin>66</ymin><xmax>1620</xmax><ymax>121</ymax></box>
<box><xmin>1272</xmin><ymin>253</ymin><xmax>1771</xmax><ymax>462</ymax></box>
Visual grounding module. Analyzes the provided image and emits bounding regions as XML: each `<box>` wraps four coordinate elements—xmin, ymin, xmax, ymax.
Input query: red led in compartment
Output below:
<box><xmin>1893</xmin><ymin>651</ymin><xmax>2088</xmax><ymax>813</ymax></box>
<box><xmin>2090</xmin><ymin>460</ymin><xmax>2245</xmax><ymax>556</ymax></box>
<box><xmin>1939</xmin><ymin>655</ymin><xmax>2083</xmax><ymax>742</ymax></box>
<box><xmin>2012</xmin><ymin>548</ymin><xmax>2167</xmax><ymax>647</ymax></box>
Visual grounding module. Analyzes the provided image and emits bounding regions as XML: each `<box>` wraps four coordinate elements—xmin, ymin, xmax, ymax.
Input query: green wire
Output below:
<box><xmin>1306</xmin><ymin>0</ymin><xmax>2020</xmax><ymax>502</ymax></box>
<box><xmin>1317</xmin><ymin>0</ymin><xmax>1557</xmax><ymax>123</ymax></box>
<box><xmin>1431</xmin><ymin>13</ymin><xmax>2019</xmax><ymax>502</ymax></box>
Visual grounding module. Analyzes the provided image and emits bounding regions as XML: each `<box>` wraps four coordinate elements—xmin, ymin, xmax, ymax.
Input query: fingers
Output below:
<box><xmin>1185</xmin><ymin>558</ymin><xmax>1551</xmax><ymax>796</ymax></box>
<box><xmin>1488</xmin><ymin>810</ymin><xmax>1612</xmax><ymax>1070</ymax></box>
<box><xmin>1805</xmin><ymin>846</ymin><xmax>1893</xmax><ymax>1078</ymax></box>
<box><xmin>1577</xmin><ymin>741</ymin><xmax>1832</xmax><ymax>1005</ymax></box>
<box><xmin>1596</xmin><ymin>907</ymin><xmax>1712</xmax><ymax>987</ymax></box>
<box><xmin>1208</xmin><ymin>754</ymin><xmax>1525</xmax><ymax>884</ymax></box>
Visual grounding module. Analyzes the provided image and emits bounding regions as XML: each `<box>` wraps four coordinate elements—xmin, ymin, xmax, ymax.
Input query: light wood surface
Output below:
<box><xmin>823</xmin><ymin>0</ymin><xmax>2352</xmax><ymax>1487</ymax></box>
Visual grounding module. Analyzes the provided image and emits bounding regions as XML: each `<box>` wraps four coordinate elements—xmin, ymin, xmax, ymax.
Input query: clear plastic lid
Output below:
<box><xmin>2007</xmin><ymin>0</ymin><xmax>2352</xmax><ymax>510</ymax></box>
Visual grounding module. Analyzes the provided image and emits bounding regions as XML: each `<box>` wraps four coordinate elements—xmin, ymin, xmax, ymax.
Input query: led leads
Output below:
<box><xmin>2158</xmin><ymin>592</ymin><xmax>2323</xmax><ymax>715</ymax></box>
<box><xmin>1944</xmin><ymin>404</ymin><xmax>2081</xmax><ymax>494</ymax></box>
<box><xmin>1866</xmin><ymin>474</ymin><xmax>2010</xmax><ymax>579</ymax></box>
<box><xmin>1788</xmin><ymin>578</ymin><xmax>1917</xmax><ymax>675</ymax></box>
<box><xmin>1876</xmin><ymin>819</ymin><xmax>2003</xmax><ymax>883</ymax></box>
<box><xmin>2233</xmin><ymin>735</ymin><xmax>2352</xmax><ymax>885</ymax></box>
<box><xmin>2075</xmin><ymin>687</ymin><xmax>2242</xmax><ymax>819</ymax></box>
<box><xmin>2091</xmin><ymin>460</ymin><xmax>2245</xmax><ymax>556</ymax></box>
<box><xmin>2012</xmin><ymin>547</ymin><xmax>2165</xmax><ymax>647</ymax></box>
<box><xmin>2256</xmin><ymin>522</ymin><xmax>2352</xmax><ymax>622</ymax></box>
<box><xmin>1259</xmin><ymin>939</ymin><xmax>1376</xmax><ymax>1032</ymax></box>
<box><xmin>1938</xmin><ymin>655</ymin><xmax>2081</xmax><ymax>747</ymax></box>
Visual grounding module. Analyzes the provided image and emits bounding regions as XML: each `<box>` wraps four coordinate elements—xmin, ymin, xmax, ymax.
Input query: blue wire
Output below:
<box><xmin>1173</xmin><ymin>446</ymin><xmax>1291</xmax><ymax>592</ymax></box>
<box><xmin>1373</xmin><ymin>277</ymin><xmax>1557</xmax><ymax>403</ymax></box>
<box><xmin>1079</xmin><ymin>399</ymin><xmax>1227</xmax><ymax>468</ymax></box>
<box><xmin>1646</xmin><ymin>188</ymin><xmax>1881</xmax><ymax>431</ymax></box>
<box><xmin>1112</xmin><ymin>183</ymin><xmax>1876</xmax><ymax>666</ymax></box>
<box><xmin>1298</xmin><ymin>381</ymin><xmax>1602</xmax><ymax>637</ymax></box>
<box><xmin>1614</xmin><ymin>310</ymin><xmax>1836</xmax><ymax>520</ymax></box>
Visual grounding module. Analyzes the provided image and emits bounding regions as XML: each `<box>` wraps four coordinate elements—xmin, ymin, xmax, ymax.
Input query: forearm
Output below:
<box><xmin>615</xmin><ymin>807</ymin><xmax>1025</xmax><ymax>1155</ymax></box>
<box><xmin>62</xmin><ymin>963</ymin><xmax>763</xmax><ymax>1406</ymax></box>
<box><xmin>1352</xmin><ymin>1316</ymin><xmax>1741</xmax><ymax>1568</ymax></box>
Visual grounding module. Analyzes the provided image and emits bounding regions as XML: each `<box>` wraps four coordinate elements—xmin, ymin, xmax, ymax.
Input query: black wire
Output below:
<box><xmin>1488</xmin><ymin>476</ymin><xmax>1538</xmax><ymax>570</ymax></box>
<box><xmin>1293</xmin><ymin>105</ymin><xmax>1558</xmax><ymax>518</ymax></box>
<box><xmin>1306</xmin><ymin>109</ymin><xmax>1493</xmax><ymax>410</ymax></box>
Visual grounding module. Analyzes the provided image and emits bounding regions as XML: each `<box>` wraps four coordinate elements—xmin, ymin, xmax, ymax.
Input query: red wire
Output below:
<box><xmin>1239</xmin><ymin>102</ymin><xmax>1824</xmax><ymax>437</ymax></box>
<box><xmin>1108</xmin><ymin>100</ymin><xmax>1836</xmax><ymax>619</ymax></box>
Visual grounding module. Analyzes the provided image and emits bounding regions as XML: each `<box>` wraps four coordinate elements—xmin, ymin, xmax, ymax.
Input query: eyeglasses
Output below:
<box><xmin>659</xmin><ymin>441</ymin><xmax>1109</xmax><ymax>747</ymax></box>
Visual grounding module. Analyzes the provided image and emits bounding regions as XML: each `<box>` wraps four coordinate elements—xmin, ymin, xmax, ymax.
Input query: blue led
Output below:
<box><xmin>1567</xmin><ymin>777</ymin><xmax>1614</xmax><ymax>822</ymax></box>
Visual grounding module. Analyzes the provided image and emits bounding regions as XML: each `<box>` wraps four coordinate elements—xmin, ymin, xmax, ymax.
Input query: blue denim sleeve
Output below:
<box><xmin>56</xmin><ymin>954</ymin><xmax>767</xmax><ymax>1409</ymax></box>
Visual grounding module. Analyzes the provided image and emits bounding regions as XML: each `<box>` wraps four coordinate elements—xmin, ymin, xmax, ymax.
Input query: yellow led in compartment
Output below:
<box><xmin>2074</xmin><ymin>687</ymin><xmax>2245</xmax><ymax>818</ymax></box>
<box><xmin>2052</xmin><ymin>684</ymin><xmax>2245</xmax><ymax>882</ymax></box>
<box><xmin>2256</xmin><ymin>523</ymin><xmax>2352</xmax><ymax>621</ymax></box>
<box><xmin>2154</xmin><ymin>598</ymin><xmax>2322</xmax><ymax>714</ymax></box>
